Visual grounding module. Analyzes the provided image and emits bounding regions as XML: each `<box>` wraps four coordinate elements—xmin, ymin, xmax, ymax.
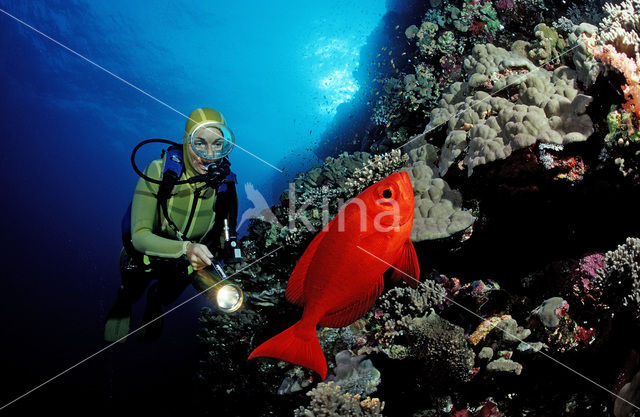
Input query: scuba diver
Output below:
<box><xmin>104</xmin><ymin>107</ymin><xmax>242</xmax><ymax>342</ymax></box>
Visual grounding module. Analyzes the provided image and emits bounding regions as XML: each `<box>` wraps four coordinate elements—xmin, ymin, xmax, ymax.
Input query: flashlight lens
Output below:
<box><xmin>217</xmin><ymin>285</ymin><xmax>242</xmax><ymax>312</ymax></box>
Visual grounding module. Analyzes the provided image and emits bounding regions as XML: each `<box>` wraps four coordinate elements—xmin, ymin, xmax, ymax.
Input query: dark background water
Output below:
<box><xmin>0</xmin><ymin>0</ymin><xmax>425</xmax><ymax>415</ymax></box>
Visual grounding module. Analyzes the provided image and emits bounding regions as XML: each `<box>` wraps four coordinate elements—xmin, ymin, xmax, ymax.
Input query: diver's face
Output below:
<box><xmin>189</xmin><ymin>127</ymin><xmax>224</xmax><ymax>174</ymax></box>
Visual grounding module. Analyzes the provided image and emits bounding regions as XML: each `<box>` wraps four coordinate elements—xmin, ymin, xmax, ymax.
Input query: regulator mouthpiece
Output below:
<box><xmin>191</xmin><ymin>265</ymin><xmax>243</xmax><ymax>313</ymax></box>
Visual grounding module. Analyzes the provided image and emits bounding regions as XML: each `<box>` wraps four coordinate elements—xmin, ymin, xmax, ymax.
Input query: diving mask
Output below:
<box><xmin>189</xmin><ymin>122</ymin><xmax>235</xmax><ymax>160</ymax></box>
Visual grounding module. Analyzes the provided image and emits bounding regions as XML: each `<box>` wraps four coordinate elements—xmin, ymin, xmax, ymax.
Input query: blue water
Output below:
<box><xmin>0</xmin><ymin>0</ymin><xmax>418</xmax><ymax>414</ymax></box>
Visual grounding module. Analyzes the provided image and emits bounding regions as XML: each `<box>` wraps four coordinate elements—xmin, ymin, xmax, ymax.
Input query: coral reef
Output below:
<box><xmin>615</xmin><ymin>368</ymin><xmax>640</xmax><ymax>417</ymax></box>
<box><xmin>407</xmin><ymin>311</ymin><xmax>475</xmax><ymax>385</ymax></box>
<box><xmin>470</xmin><ymin>315</ymin><xmax>531</xmax><ymax>346</ymax></box>
<box><xmin>485</xmin><ymin>357</ymin><xmax>523</xmax><ymax>375</ymax></box>
<box><xmin>563</xmin><ymin>0</ymin><xmax>606</xmax><ymax>27</ymax></box>
<box><xmin>402</xmin><ymin>140</ymin><xmax>475</xmax><ymax>241</ymax></box>
<box><xmin>533</xmin><ymin>296</ymin><xmax>567</xmax><ymax>328</ymax></box>
<box><xmin>589</xmin><ymin>0</ymin><xmax>640</xmax><ymax>183</ymax></box>
<box><xmin>195</xmin><ymin>1</ymin><xmax>640</xmax><ymax>415</ymax></box>
<box><xmin>403</xmin><ymin>63</ymin><xmax>443</xmax><ymax>116</ymax></box>
<box><xmin>427</xmin><ymin>43</ymin><xmax>594</xmax><ymax>177</ymax></box>
<box><xmin>597</xmin><ymin>0</ymin><xmax>640</xmax><ymax>58</ymax></box>
<box><xmin>371</xmin><ymin>78</ymin><xmax>404</xmax><ymax>129</ymax></box>
<box><xmin>404</xmin><ymin>160</ymin><xmax>475</xmax><ymax>241</ymax></box>
<box><xmin>530</xmin><ymin>297</ymin><xmax>597</xmax><ymax>352</ymax></box>
<box><xmin>294</xmin><ymin>382</ymin><xmax>384</xmax><ymax>417</ymax></box>
<box><xmin>344</xmin><ymin>149</ymin><xmax>409</xmax><ymax>196</ymax></box>
<box><xmin>325</xmin><ymin>350</ymin><xmax>381</xmax><ymax>396</ymax></box>
<box><xmin>246</xmin><ymin>151</ymin><xmax>374</xmax><ymax>257</ymax></box>
<box><xmin>593</xmin><ymin>45</ymin><xmax>640</xmax><ymax>119</ymax></box>
<box><xmin>602</xmin><ymin>237</ymin><xmax>640</xmax><ymax>317</ymax></box>
<box><xmin>358</xmin><ymin>279</ymin><xmax>446</xmax><ymax>359</ymax></box>
<box><xmin>567</xmin><ymin>23</ymin><xmax>600</xmax><ymax>88</ymax></box>
<box><xmin>565</xmin><ymin>253</ymin><xmax>608</xmax><ymax>313</ymax></box>
<box><xmin>512</xmin><ymin>23</ymin><xmax>568</xmax><ymax>66</ymax></box>
<box><xmin>605</xmin><ymin>109</ymin><xmax>640</xmax><ymax>148</ymax></box>
<box><xmin>195</xmin><ymin>306</ymin><xmax>278</xmax><ymax>413</ymax></box>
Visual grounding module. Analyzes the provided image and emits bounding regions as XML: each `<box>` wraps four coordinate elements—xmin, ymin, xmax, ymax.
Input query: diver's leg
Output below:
<box><xmin>137</xmin><ymin>282</ymin><xmax>164</xmax><ymax>341</ymax></box>
<box><xmin>155</xmin><ymin>271</ymin><xmax>191</xmax><ymax>305</ymax></box>
<box><xmin>137</xmin><ymin>271</ymin><xmax>190</xmax><ymax>341</ymax></box>
<box><xmin>104</xmin><ymin>251</ymin><xmax>153</xmax><ymax>342</ymax></box>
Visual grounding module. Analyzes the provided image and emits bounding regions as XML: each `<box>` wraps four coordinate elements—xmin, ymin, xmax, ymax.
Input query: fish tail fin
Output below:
<box><xmin>248</xmin><ymin>320</ymin><xmax>327</xmax><ymax>379</ymax></box>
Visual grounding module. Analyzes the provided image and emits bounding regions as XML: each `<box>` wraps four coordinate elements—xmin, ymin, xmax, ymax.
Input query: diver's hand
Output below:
<box><xmin>186</xmin><ymin>242</ymin><xmax>214</xmax><ymax>270</ymax></box>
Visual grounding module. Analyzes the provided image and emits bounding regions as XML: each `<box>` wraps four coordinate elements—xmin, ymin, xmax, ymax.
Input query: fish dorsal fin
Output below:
<box><xmin>318</xmin><ymin>275</ymin><xmax>384</xmax><ymax>328</ymax></box>
<box><xmin>389</xmin><ymin>239</ymin><xmax>420</xmax><ymax>289</ymax></box>
<box><xmin>285</xmin><ymin>230</ymin><xmax>327</xmax><ymax>306</ymax></box>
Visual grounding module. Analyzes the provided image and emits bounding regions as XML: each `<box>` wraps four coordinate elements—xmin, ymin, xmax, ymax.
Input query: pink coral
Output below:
<box><xmin>436</xmin><ymin>274</ymin><xmax>462</xmax><ymax>305</ymax></box>
<box><xmin>568</xmin><ymin>253</ymin><xmax>607</xmax><ymax>308</ymax></box>
<box><xmin>496</xmin><ymin>0</ymin><xmax>514</xmax><ymax>11</ymax></box>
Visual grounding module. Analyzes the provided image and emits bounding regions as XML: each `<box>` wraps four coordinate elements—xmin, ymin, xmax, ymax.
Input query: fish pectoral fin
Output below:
<box><xmin>389</xmin><ymin>239</ymin><xmax>420</xmax><ymax>288</ymax></box>
<box><xmin>318</xmin><ymin>276</ymin><xmax>384</xmax><ymax>328</ymax></box>
<box><xmin>286</xmin><ymin>230</ymin><xmax>327</xmax><ymax>306</ymax></box>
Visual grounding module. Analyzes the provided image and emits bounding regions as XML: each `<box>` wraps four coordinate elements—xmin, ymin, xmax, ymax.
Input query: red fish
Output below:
<box><xmin>248</xmin><ymin>171</ymin><xmax>420</xmax><ymax>379</ymax></box>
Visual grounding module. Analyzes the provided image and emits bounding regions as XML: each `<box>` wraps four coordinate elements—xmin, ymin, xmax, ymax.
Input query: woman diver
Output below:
<box><xmin>104</xmin><ymin>107</ymin><xmax>240</xmax><ymax>342</ymax></box>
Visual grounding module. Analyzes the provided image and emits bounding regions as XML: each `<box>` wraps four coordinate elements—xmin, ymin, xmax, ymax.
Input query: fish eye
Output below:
<box><xmin>382</xmin><ymin>188</ymin><xmax>392</xmax><ymax>199</ymax></box>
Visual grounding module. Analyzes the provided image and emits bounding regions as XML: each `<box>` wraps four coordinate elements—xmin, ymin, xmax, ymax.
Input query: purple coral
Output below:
<box><xmin>568</xmin><ymin>253</ymin><xmax>607</xmax><ymax>308</ymax></box>
<box><xmin>496</xmin><ymin>0</ymin><xmax>514</xmax><ymax>11</ymax></box>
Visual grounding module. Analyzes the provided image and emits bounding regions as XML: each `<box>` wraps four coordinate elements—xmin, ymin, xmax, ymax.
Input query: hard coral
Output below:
<box><xmin>358</xmin><ymin>279</ymin><xmax>447</xmax><ymax>359</ymax></box>
<box><xmin>531</xmin><ymin>297</ymin><xmax>596</xmax><ymax>351</ymax></box>
<box><xmin>567</xmin><ymin>23</ymin><xmax>600</xmax><ymax>87</ymax></box>
<box><xmin>344</xmin><ymin>149</ymin><xmax>409</xmax><ymax>196</ymax></box>
<box><xmin>404</xmin><ymin>160</ymin><xmax>475</xmax><ymax>241</ymax></box>
<box><xmin>408</xmin><ymin>311</ymin><xmax>475</xmax><ymax>385</ymax></box>
<box><xmin>326</xmin><ymin>350</ymin><xmax>381</xmax><ymax>396</ymax></box>
<box><xmin>294</xmin><ymin>382</ymin><xmax>384</xmax><ymax>417</ymax></box>
<box><xmin>598</xmin><ymin>0</ymin><xmax>640</xmax><ymax>57</ymax></box>
<box><xmin>402</xmin><ymin>141</ymin><xmax>475</xmax><ymax>242</ymax></box>
<box><xmin>427</xmin><ymin>44</ymin><xmax>594</xmax><ymax>177</ymax></box>
<box><xmin>602</xmin><ymin>237</ymin><xmax>640</xmax><ymax>317</ymax></box>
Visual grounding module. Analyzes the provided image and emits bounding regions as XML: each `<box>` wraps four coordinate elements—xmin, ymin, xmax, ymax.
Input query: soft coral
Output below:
<box><xmin>593</xmin><ymin>44</ymin><xmax>640</xmax><ymax>118</ymax></box>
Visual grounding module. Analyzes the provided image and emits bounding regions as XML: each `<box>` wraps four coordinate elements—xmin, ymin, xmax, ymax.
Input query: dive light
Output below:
<box><xmin>191</xmin><ymin>262</ymin><xmax>243</xmax><ymax>313</ymax></box>
<box><xmin>222</xmin><ymin>219</ymin><xmax>243</xmax><ymax>264</ymax></box>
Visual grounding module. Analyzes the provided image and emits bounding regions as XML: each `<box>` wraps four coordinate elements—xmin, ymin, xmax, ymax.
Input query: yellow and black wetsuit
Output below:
<box><xmin>130</xmin><ymin>156</ymin><xmax>234</xmax><ymax>261</ymax></box>
<box><xmin>104</xmin><ymin>107</ymin><xmax>237</xmax><ymax>342</ymax></box>
<box><xmin>127</xmin><ymin>107</ymin><xmax>238</xmax><ymax>266</ymax></box>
